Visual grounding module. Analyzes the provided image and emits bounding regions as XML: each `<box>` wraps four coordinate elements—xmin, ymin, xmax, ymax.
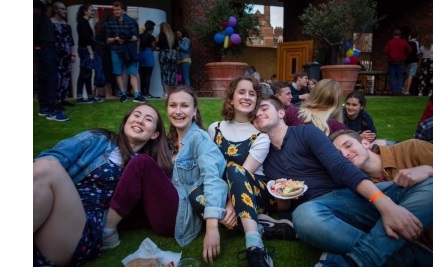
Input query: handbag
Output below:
<box><xmin>122</xmin><ymin>41</ymin><xmax>139</xmax><ymax>63</ymax></box>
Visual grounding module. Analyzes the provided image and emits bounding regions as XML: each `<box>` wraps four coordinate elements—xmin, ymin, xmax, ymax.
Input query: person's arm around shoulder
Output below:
<box><xmin>355</xmin><ymin>179</ymin><xmax>423</xmax><ymax>241</ymax></box>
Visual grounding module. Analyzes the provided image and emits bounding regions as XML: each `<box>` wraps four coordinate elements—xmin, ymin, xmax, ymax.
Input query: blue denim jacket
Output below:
<box><xmin>35</xmin><ymin>131</ymin><xmax>118</xmax><ymax>183</ymax></box>
<box><xmin>178</xmin><ymin>37</ymin><xmax>191</xmax><ymax>60</ymax></box>
<box><xmin>172</xmin><ymin>123</ymin><xmax>228</xmax><ymax>247</ymax></box>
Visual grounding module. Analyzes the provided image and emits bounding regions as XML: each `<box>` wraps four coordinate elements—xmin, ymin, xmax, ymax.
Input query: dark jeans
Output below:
<box><xmin>139</xmin><ymin>66</ymin><xmax>153</xmax><ymax>96</ymax></box>
<box><xmin>388</xmin><ymin>61</ymin><xmax>404</xmax><ymax>94</ymax></box>
<box><xmin>77</xmin><ymin>47</ymin><xmax>93</xmax><ymax>98</ymax></box>
<box><xmin>37</xmin><ymin>46</ymin><xmax>59</xmax><ymax>112</ymax></box>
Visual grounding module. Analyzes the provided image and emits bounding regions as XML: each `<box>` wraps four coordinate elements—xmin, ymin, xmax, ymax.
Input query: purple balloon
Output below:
<box><xmin>224</xmin><ymin>26</ymin><xmax>234</xmax><ymax>36</ymax></box>
<box><xmin>230</xmin><ymin>33</ymin><xmax>242</xmax><ymax>45</ymax></box>
<box><xmin>227</xmin><ymin>16</ymin><xmax>237</xmax><ymax>27</ymax></box>
<box><xmin>343</xmin><ymin>57</ymin><xmax>351</xmax><ymax>64</ymax></box>
<box><xmin>214</xmin><ymin>32</ymin><xmax>225</xmax><ymax>44</ymax></box>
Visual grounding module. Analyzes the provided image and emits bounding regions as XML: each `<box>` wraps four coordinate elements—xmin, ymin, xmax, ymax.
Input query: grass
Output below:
<box><xmin>33</xmin><ymin>96</ymin><xmax>429</xmax><ymax>267</ymax></box>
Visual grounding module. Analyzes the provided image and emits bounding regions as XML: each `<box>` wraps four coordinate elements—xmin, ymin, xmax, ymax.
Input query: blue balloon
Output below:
<box><xmin>224</xmin><ymin>26</ymin><xmax>234</xmax><ymax>36</ymax></box>
<box><xmin>344</xmin><ymin>41</ymin><xmax>351</xmax><ymax>51</ymax></box>
<box><xmin>214</xmin><ymin>32</ymin><xmax>225</xmax><ymax>44</ymax></box>
<box><xmin>353</xmin><ymin>49</ymin><xmax>361</xmax><ymax>57</ymax></box>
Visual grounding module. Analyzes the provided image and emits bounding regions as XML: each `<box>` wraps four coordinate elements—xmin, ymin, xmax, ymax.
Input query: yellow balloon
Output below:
<box><xmin>346</xmin><ymin>49</ymin><xmax>354</xmax><ymax>57</ymax></box>
<box><xmin>224</xmin><ymin>36</ymin><xmax>229</xmax><ymax>49</ymax></box>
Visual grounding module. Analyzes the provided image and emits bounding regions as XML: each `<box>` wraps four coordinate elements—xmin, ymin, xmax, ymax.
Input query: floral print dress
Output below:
<box><xmin>212</xmin><ymin>122</ymin><xmax>275</xmax><ymax>223</ymax></box>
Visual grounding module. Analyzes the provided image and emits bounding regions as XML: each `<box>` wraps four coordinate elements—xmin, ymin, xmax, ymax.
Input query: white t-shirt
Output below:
<box><xmin>208</xmin><ymin>120</ymin><xmax>270</xmax><ymax>176</ymax></box>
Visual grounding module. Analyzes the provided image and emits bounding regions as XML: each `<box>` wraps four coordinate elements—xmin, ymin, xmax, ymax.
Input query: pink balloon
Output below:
<box><xmin>230</xmin><ymin>33</ymin><xmax>242</xmax><ymax>45</ymax></box>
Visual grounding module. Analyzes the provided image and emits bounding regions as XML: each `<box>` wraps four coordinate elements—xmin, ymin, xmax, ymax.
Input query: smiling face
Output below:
<box><xmin>84</xmin><ymin>5</ymin><xmax>95</xmax><ymax>19</ymax></box>
<box><xmin>345</xmin><ymin>97</ymin><xmax>363</xmax><ymax>119</ymax></box>
<box><xmin>231</xmin><ymin>79</ymin><xmax>258</xmax><ymax>120</ymax></box>
<box><xmin>332</xmin><ymin>134</ymin><xmax>371</xmax><ymax>168</ymax></box>
<box><xmin>166</xmin><ymin>90</ymin><xmax>197</xmax><ymax>132</ymax></box>
<box><xmin>275</xmin><ymin>87</ymin><xmax>293</xmax><ymax>107</ymax></box>
<box><xmin>124</xmin><ymin>105</ymin><xmax>160</xmax><ymax>150</ymax></box>
<box><xmin>254</xmin><ymin>98</ymin><xmax>285</xmax><ymax>133</ymax></box>
<box><xmin>307</xmin><ymin>80</ymin><xmax>316</xmax><ymax>92</ymax></box>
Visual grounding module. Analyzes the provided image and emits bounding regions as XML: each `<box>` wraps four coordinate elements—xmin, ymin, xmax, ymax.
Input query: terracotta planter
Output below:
<box><xmin>205</xmin><ymin>62</ymin><xmax>249</xmax><ymax>98</ymax></box>
<box><xmin>320</xmin><ymin>65</ymin><xmax>361</xmax><ymax>97</ymax></box>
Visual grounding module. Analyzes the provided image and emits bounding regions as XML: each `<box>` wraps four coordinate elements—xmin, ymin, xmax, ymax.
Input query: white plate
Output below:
<box><xmin>267</xmin><ymin>180</ymin><xmax>308</xmax><ymax>200</ymax></box>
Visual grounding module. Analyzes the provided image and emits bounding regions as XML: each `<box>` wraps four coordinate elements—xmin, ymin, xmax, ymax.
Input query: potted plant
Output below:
<box><xmin>299</xmin><ymin>0</ymin><xmax>382</xmax><ymax>96</ymax></box>
<box><xmin>189</xmin><ymin>0</ymin><xmax>260</xmax><ymax>97</ymax></box>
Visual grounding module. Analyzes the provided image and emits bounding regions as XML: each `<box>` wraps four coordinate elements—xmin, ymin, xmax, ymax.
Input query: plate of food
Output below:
<box><xmin>267</xmin><ymin>178</ymin><xmax>308</xmax><ymax>200</ymax></box>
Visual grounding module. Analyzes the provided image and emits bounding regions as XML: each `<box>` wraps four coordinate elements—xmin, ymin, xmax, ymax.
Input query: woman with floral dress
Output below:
<box><xmin>208</xmin><ymin>76</ymin><xmax>295</xmax><ymax>267</ymax></box>
<box><xmin>33</xmin><ymin>103</ymin><xmax>172</xmax><ymax>266</ymax></box>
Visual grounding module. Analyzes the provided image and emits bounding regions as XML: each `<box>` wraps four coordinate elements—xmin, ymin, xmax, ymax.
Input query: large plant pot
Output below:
<box><xmin>320</xmin><ymin>65</ymin><xmax>361</xmax><ymax>97</ymax></box>
<box><xmin>205</xmin><ymin>62</ymin><xmax>249</xmax><ymax>98</ymax></box>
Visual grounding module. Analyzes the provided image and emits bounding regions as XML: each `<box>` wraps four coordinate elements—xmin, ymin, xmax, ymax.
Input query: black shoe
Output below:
<box><xmin>61</xmin><ymin>100</ymin><xmax>75</xmax><ymax>107</ymax></box>
<box><xmin>133</xmin><ymin>94</ymin><xmax>147</xmax><ymax>103</ymax></box>
<box><xmin>238</xmin><ymin>246</ymin><xmax>274</xmax><ymax>267</ymax></box>
<box><xmin>119</xmin><ymin>94</ymin><xmax>127</xmax><ymax>102</ymax></box>
<box><xmin>258</xmin><ymin>214</ymin><xmax>297</xmax><ymax>240</ymax></box>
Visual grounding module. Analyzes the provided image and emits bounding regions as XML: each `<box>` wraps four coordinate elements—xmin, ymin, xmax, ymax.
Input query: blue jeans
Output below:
<box><xmin>388</xmin><ymin>61</ymin><xmax>404</xmax><ymax>94</ymax></box>
<box><xmin>293</xmin><ymin>178</ymin><xmax>433</xmax><ymax>266</ymax></box>
<box><xmin>181</xmin><ymin>62</ymin><xmax>191</xmax><ymax>88</ymax></box>
<box><xmin>37</xmin><ymin>46</ymin><xmax>59</xmax><ymax>112</ymax></box>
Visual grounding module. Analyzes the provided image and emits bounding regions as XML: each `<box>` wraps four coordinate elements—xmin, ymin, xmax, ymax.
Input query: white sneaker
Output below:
<box><xmin>102</xmin><ymin>228</ymin><xmax>120</xmax><ymax>250</ymax></box>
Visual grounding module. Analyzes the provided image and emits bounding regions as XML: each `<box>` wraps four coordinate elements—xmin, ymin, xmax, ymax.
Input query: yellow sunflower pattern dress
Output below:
<box><xmin>212</xmin><ymin>122</ymin><xmax>276</xmax><ymax>222</ymax></box>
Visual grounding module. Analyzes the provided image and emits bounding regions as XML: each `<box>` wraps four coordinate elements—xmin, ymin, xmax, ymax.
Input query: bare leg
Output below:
<box><xmin>130</xmin><ymin>73</ymin><xmax>139</xmax><ymax>93</ymax></box>
<box><xmin>33</xmin><ymin>158</ymin><xmax>86</xmax><ymax>266</ymax></box>
<box><xmin>104</xmin><ymin>83</ymin><xmax>116</xmax><ymax>99</ymax></box>
<box><xmin>116</xmin><ymin>74</ymin><xmax>125</xmax><ymax>92</ymax></box>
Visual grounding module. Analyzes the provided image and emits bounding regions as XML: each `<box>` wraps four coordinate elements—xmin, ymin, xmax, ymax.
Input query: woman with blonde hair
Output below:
<box><xmin>284</xmin><ymin>79</ymin><xmax>346</xmax><ymax>136</ymax></box>
<box><xmin>156</xmin><ymin>22</ymin><xmax>179</xmax><ymax>98</ymax></box>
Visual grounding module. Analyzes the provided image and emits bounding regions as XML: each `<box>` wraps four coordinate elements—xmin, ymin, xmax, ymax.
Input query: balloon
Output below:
<box><xmin>346</xmin><ymin>49</ymin><xmax>354</xmax><ymax>57</ymax></box>
<box><xmin>224</xmin><ymin>35</ymin><xmax>229</xmax><ymax>49</ymax></box>
<box><xmin>350</xmin><ymin>56</ymin><xmax>359</xmax><ymax>65</ymax></box>
<box><xmin>230</xmin><ymin>33</ymin><xmax>242</xmax><ymax>45</ymax></box>
<box><xmin>353</xmin><ymin>49</ymin><xmax>361</xmax><ymax>57</ymax></box>
<box><xmin>227</xmin><ymin>16</ymin><xmax>237</xmax><ymax>27</ymax></box>
<box><xmin>224</xmin><ymin>26</ymin><xmax>234</xmax><ymax>36</ymax></box>
<box><xmin>344</xmin><ymin>41</ymin><xmax>351</xmax><ymax>51</ymax></box>
<box><xmin>214</xmin><ymin>32</ymin><xmax>225</xmax><ymax>44</ymax></box>
<box><xmin>343</xmin><ymin>57</ymin><xmax>351</xmax><ymax>64</ymax></box>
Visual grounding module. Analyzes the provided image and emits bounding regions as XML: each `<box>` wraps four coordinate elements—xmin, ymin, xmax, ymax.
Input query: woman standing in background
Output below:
<box><xmin>176</xmin><ymin>27</ymin><xmax>192</xmax><ymax>88</ymax></box>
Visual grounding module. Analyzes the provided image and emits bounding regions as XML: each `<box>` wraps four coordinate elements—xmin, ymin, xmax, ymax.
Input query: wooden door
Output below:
<box><xmin>277</xmin><ymin>41</ymin><xmax>314</xmax><ymax>82</ymax></box>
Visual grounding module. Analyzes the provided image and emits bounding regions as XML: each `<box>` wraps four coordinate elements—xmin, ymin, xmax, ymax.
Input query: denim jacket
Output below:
<box><xmin>35</xmin><ymin>131</ymin><xmax>118</xmax><ymax>184</ymax></box>
<box><xmin>178</xmin><ymin>37</ymin><xmax>191</xmax><ymax>60</ymax></box>
<box><xmin>172</xmin><ymin>123</ymin><xmax>228</xmax><ymax>247</ymax></box>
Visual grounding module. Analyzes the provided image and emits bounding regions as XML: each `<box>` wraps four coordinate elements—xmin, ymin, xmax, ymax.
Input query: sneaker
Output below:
<box><xmin>315</xmin><ymin>252</ymin><xmax>350</xmax><ymax>267</ymax></box>
<box><xmin>46</xmin><ymin>112</ymin><xmax>70</xmax><ymax>122</ymax></box>
<box><xmin>102</xmin><ymin>228</ymin><xmax>120</xmax><ymax>250</ymax></box>
<box><xmin>133</xmin><ymin>94</ymin><xmax>147</xmax><ymax>103</ymax></box>
<box><xmin>76</xmin><ymin>98</ymin><xmax>93</xmax><ymax>104</ymax></box>
<box><xmin>38</xmin><ymin>109</ymin><xmax>49</xmax><ymax>116</ymax></box>
<box><xmin>238</xmin><ymin>246</ymin><xmax>274</xmax><ymax>267</ymax></box>
<box><xmin>258</xmin><ymin>214</ymin><xmax>297</xmax><ymax>240</ymax></box>
<box><xmin>419</xmin><ymin>92</ymin><xmax>423</xmax><ymax>96</ymax></box>
<box><xmin>119</xmin><ymin>94</ymin><xmax>128</xmax><ymax>102</ymax></box>
<box><xmin>90</xmin><ymin>96</ymin><xmax>104</xmax><ymax>103</ymax></box>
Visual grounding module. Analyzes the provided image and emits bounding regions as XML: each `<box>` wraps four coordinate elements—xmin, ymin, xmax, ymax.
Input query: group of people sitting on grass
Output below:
<box><xmin>33</xmin><ymin>76</ymin><xmax>433</xmax><ymax>267</ymax></box>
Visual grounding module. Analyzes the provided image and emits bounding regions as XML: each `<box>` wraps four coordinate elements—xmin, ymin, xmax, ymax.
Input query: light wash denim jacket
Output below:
<box><xmin>172</xmin><ymin>123</ymin><xmax>228</xmax><ymax>247</ymax></box>
<box><xmin>178</xmin><ymin>37</ymin><xmax>191</xmax><ymax>60</ymax></box>
<box><xmin>35</xmin><ymin>131</ymin><xmax>118</xmax><ymax>184</ymax></box>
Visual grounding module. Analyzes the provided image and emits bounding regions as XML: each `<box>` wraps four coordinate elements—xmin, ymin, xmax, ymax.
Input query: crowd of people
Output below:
<box><xmin>34</xmin><ymin>0</ymin><xmax>192</xmax><ymax>122</ymax></box>
<box><xmin>34</xmin><ymin>1</ymin><xmax>433</xmax><ymax>268</ymax></box>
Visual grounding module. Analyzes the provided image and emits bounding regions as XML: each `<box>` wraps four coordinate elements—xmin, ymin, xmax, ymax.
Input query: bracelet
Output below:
<box><xmin>369</xmin><ymin>191</ymin><xmax>384</xmax><ymax>203</ymax></box>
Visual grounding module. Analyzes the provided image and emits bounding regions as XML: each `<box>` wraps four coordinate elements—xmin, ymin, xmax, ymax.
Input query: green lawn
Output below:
<box><xmin>33</xmin><ymin>96</ymin><xmax>429</xmax><ymax>267</ymax></box>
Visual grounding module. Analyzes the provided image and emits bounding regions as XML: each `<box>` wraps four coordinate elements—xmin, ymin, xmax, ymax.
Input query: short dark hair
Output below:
<box><xmin>329</xmin><ymin>129</ymin><xmax>363</xmax><ymax>143</ymax></box>
<box><xmin>293</xmin><ymin>71</ymin><xmax>308</xmax><ymax>82</ymax></box>
<box><xmin>144</xmin><ymin>20</ymin><xmax>155</xmax><ymax>31</ymax></box>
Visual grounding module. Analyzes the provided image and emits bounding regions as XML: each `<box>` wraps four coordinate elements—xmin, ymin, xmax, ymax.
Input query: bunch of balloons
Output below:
<box><xmin>213</xmin><ymin>16</ymin><xmax>242</xmax><ymax>49</ymax></box>
<box><xmin>343</xmin><ymin>41</ymin><xmax>361</xmax><ymax>65</ymax></box>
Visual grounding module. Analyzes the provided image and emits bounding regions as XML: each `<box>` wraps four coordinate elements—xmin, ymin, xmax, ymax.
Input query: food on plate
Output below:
<box><xmin>270</xmin><ymin>178</ymin><xmax>305</xmax><ymax>197</ymax></box>
<box><xmin>125</xmin><ymin>258</ymin><xmax>159</xmax><ymax>267</ymax></box>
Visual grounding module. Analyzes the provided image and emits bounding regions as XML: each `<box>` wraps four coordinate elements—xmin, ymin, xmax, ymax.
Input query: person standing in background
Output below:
<box><xmin>34</xmin><ymin>0</ymin><xmax>69</xmax><ymax>121</ymax></box>
<box><xmin>176</xmin><ymin>27</ymin><xmax>192</xmax><ymax>88</ymax></box>
<box><xmin>156</xmin><ymin>22</ymin><xmax>179</xmax><ymax>99</ymax></box>
<box><xmin>418</xmin><ymin>34</ymin><xmax>433</xmax><ymax>97</ymax></box>
<box><xmin>138</xmin><ymin>20</ymin><xmax>156</xmax><ymax>98</ymax></box>
<box><xmin>50</xmin><ymin>1</ymin><xmax>75</xmax><ymax>107</ymax></box>
<box><xmin>384</xmin><ymin>29</ymin><xmax>412</xmax><ymax>96</ymax></box>
<box><xmin>403</xmin><ymin>31</ymin><xmax>421</xmax><ymax>95</ymax></box>
<box><xmin>76</xmin><ymin>4</ymin><xmax>103</xmax><ymax>104</ymax></box>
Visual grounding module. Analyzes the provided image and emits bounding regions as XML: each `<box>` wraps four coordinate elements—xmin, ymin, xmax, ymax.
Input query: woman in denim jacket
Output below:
<box><xmin>33</xmin><ymin>104</ymin><xmax>172</xmax><ymax>266</ymax></box>
<box><xmin>104</xmin><ymin>86</ymin><xmax>235</xmax><ymax>264</ymax></box>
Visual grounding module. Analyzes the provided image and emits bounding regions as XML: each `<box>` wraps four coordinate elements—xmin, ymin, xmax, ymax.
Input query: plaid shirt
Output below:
<box><xmin>415</xmin><ymin>117</ymin><xmax>433</xmax><ymax>143</ymax></box>
<box><xmin>105</xmin><ymin>14</ymin><xmax>138</xmax><ymax>54</ymax></box>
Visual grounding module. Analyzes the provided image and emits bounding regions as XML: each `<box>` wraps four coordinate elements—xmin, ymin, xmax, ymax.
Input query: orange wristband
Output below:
<box><xmin>369</xmin><ymin>191</ymin><xmax>384</xmax><ymax>203</ymax></box>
